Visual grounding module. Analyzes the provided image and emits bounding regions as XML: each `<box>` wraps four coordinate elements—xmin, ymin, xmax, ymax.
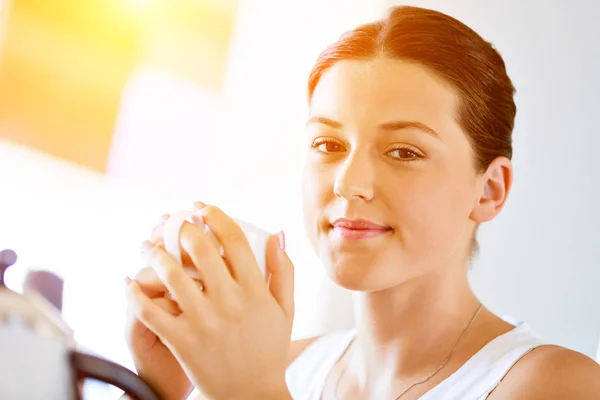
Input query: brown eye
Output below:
<box><xmin>387</xmin><ymin>147</ymin><xmax>423</xmax><ymax>161</ymax></box>
<box><xmin>312</xmin><ymin>139</ymin><xmax>345</xmax><ymax>154</ymax></box>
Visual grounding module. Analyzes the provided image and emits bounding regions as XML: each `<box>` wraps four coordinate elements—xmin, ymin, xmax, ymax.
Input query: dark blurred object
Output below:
<box><xmin>23</xmin><ymin>269</ymin><xmax>63</xmax><ymax>312</ymax></box>
<box><xmin>0</xmin><ymin>249</ymin><xmax>18</xmax><ymax>287</ymax></box>
<box><xmin>0</xmin><ymin>248</ymin><xmax>161</xmax><ymax>400</ymax></box>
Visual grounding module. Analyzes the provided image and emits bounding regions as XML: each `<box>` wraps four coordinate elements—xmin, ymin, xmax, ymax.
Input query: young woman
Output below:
<box><xmin>124</xmin><ymin>6</ymin><xmax>600</xmax><ymax>400</ymax></box>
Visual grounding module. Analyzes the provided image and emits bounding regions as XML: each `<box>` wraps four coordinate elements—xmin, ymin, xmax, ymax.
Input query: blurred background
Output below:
<box><xmin>0</xmin><ymin>0</ymin><xmax>599</xmax><ymax>395</ymax></box>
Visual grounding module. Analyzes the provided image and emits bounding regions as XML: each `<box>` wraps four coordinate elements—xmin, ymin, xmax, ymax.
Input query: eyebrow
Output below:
<box><xmin>306</xmin><ymin>116</ymin><xmax>342</xmax><ymax>129</ymax></box>
<box><xmin>306</xmin><ymin>116</ymin><xmax>440</xmax><ymax>139</ymax></box>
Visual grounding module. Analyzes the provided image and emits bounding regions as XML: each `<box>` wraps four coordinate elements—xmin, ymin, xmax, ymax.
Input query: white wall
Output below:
<box><xmin>380</xmin><ymin>0</ymin><xmax>600</xmax><ymax>357</ymax></box>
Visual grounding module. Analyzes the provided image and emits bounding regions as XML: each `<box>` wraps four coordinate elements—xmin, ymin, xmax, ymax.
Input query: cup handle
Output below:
<box><xmin>70</xmin><ymin>350</ymin><xmax>161</xmax><ymax>400</ymax></box>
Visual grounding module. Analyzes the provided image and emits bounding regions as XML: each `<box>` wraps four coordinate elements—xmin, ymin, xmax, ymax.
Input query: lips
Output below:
<box><xmin>330</xmin><ymin>218</ymin><xmax>391</xmax><ymax>239</ymax></box>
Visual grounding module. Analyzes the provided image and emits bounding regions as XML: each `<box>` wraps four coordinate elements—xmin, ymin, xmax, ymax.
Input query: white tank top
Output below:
<box><xmin>286</xmin><ymin>321</ymin><xmax>545</xmax><ymax>400</ymax></box>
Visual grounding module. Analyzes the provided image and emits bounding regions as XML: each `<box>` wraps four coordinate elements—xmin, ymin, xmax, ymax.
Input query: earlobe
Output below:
<box><xmin>470</xmin><ymin>157</ymin><xmax>513</xmax><ymax>223</ymax></box>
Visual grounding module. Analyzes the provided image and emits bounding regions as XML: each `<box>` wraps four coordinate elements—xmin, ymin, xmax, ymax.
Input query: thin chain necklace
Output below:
<box><xmin>333</xmin><ymin>303</ymin><xmax>483</xmax><ymax>400</ymax></box>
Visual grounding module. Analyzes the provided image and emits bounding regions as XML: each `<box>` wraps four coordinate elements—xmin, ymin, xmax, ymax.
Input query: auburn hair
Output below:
<box><xmin>308</xmin><ymin>6</ymin><xmax>516</xmax><ymax>172</ymax></box>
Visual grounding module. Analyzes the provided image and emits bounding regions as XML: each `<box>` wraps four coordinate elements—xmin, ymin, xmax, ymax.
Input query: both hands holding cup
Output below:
<box><xmin>124</xmin><ymin>202</ymin><xmax>295</xmax><ymax>400</ymax></box>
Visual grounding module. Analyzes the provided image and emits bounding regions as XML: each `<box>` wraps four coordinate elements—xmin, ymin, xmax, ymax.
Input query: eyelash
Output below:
<box><xmin>310</xmin><ymin>138</ymin><xmax>344</xmax><ymax>154</ymax></box>
<box><xmin>386</xmin><ymin>146</ymin><xmax>425</xmax><ymax>162</ymax></box>
<box><xmin>310</xmin><ymin>139</ymin><xmax>424</xmax><ymax>162</ymax></box>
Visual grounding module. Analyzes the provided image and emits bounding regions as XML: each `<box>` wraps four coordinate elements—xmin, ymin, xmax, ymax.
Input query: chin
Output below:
<box><xmin>321</xmin><ymin>252</ymin><xmax>400</xmax><ymax>292</ymax></box>
<box><xmin>328</xmin><ymin>271</ymin><xmax>399</xmax><ymax>292</ymax></box>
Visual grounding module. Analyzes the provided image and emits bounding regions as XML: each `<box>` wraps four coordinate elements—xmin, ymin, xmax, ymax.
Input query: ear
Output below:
<box><xmin>470</xmin><ymin>157</ymin><xmax>513</xmax><ymax>223</ymax></box>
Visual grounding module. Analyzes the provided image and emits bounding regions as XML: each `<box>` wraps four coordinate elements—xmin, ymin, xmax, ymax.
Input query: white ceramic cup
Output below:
<box><xmin>162</xmin><ymin>210</ymin><xmax>270</xmax><ymax>286</ymax></box>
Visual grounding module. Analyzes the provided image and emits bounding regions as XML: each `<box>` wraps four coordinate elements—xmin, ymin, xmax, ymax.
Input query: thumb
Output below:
<box><xmin>266</xmin><ymin>231</ymin><xmax>294</xmax><ymax>321</ymax></box>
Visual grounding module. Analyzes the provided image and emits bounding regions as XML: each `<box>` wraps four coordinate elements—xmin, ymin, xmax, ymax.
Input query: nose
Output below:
<box><xmin>333</xmin><ymin>150</ymin><xmax>375</xmax><ymax>201</ymax></box>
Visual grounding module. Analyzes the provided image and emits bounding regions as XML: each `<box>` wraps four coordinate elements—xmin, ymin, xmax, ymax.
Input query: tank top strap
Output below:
<box><xmin>286</xmin><ymin>329</ymin><xmax>355</xmax><ymax>400</ymax></box>
<box><xmin>422</xmin><ymin>322</ymin><xmax>546</xmax><ymax>399</ymax></box>
<box><xmin>286</xmin><ymin>321</ymin><xmax>546</xmax><ymax>400</ymax></box>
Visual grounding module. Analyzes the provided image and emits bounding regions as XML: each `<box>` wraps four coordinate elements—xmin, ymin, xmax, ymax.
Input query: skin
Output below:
<box><xmin>123</xmin><ymin>57</ymin><xmax>600</xmax><ymax>400</ymax></box>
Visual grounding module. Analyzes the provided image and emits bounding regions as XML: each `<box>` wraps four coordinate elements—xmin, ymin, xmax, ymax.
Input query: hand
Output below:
<box><xmin>126</xmin><ymin>204</ymin><xmax>295</xmax><ymax>400</ymax></box>
<box><xmin>124</xmin><ymin>215</ymin><xmax>193</xmax><ymax>400</ymax></box>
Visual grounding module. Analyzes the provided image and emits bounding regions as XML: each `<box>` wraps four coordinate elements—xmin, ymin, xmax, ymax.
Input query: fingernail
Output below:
<box><xmin>124</xmin><ymin>276</ymin><xmax>132</xmax><ymax>285</ymax></box>
<box><xmin>277</xmin><ymin>231</ymin><xmax>286</xmax><ymax>252</ymax></box>
<box><xmin>191</xmin><ymin>214</ymin><xmax>205</xmax><ymax>230</ymax></box>
<box><xmin>159</xmin><ymin>214</ymin><xmax>170</xmax><ymax>223</ymax></box>
<box><xmin>193</xmin><ymin>201</ymin><xmax>207</xmax><ymax>210</ymax></box>
<box><xmin>141</xmin><ymin>240</ymin><xmax>153</xmax><ymax>253</ymax></box>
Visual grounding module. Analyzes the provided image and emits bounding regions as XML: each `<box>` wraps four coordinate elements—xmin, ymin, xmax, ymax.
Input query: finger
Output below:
<box><xmin>132</xmin><ymin>295</ymin><xmax>182</xmax><ymax>317</ymax></box>
<box><xmin>125</xmin><ymin>281</ymin><xmax>182</xmax><ymax>330</ymax></box>
<box><xmin>150</xmin><ymin>216</ymin><xmax>221</xmax><ymax>267</ymax></box>
<box><xmin>189</xmin><ymin>212</ymin><xmax>223</xmax><ymax>253</ymax></box>
<box><xmin>125</xmin><ymin>293</ymin><xmax>182</xmax><ymax>336</ymax></box>
<box><xmin>266</xmin><ymin>232</ymin><xmax>295</xmax><ymax>321</ymax></box>
<box><xmin>133</xmin><ymin>265</ymin><xmax>205</xmax><ymax>295</ymax></box>
<box><xmin>141</xmin><ymin>240</ymin><xmax>206</xmax><ymax>314</ymax></box>
<box><xmin>126</xmin><ymin>280</ymin><xmax>179</xmax><ymax>339</ymax></box>
<box><xmin>198</xmin><ymin>205</ymin><xmax>263</xmax><ymax>284</ymax></box>
<box><xmin>131</xmin><ymin>267</ymin><xmax>168</xmax><ymax>296</ymax></box>
<box><xmin>178</xmin><ymin>217</ymin><xmax>234</xmax><ymax>297</ymax></box>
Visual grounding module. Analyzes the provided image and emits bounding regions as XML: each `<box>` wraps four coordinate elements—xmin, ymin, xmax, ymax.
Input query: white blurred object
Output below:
<box><xmin>162</xmin><ymin>210</ymin><xmax>271</xmax><ymax>291</ymax></box>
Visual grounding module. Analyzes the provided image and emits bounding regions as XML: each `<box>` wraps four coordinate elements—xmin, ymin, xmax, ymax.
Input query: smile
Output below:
<box><xmin>330</xmin><ymin>218</ymin><xmax>392</xmax><ymax>240</ymax></box>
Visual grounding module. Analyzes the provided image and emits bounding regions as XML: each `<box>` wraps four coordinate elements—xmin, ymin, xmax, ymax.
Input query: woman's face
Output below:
<box><xmin>302</xmin><ymin>58</ymin><xmax>497</xmax><ymax>291</ymax></box>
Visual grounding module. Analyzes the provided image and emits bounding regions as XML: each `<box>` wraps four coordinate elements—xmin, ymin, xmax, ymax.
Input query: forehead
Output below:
<box><xmin>310</xmin><ymin>58</ymin><xmax>461</xmax><ymax>137</ymax></box>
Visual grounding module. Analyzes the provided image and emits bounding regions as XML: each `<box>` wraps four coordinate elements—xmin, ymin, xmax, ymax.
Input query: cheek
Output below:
<box><xmin>303</xmin><ymin>159</ymin><xmax>336</xmax><ymax>200</ymax></box>
<box><xmin>389</xmin><ymin>167</ymin><xmax>475</xmax><ymax>251</ymax></box>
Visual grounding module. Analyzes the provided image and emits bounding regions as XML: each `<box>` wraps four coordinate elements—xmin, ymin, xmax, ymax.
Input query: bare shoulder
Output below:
<box><xmin>488</xmin><ymin>344</ymin><xmax>600</xmax><ymax>399</ymax></box>
<box><xmin>287</xmin><ymin>336</ymin><xmax>322</xmax><ymax>367</ymax></box>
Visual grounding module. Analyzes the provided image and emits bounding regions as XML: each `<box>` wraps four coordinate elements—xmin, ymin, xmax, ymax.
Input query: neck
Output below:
<box><xmin>351</xmin><ymin>264</ymin><xmax>481</xmax><ymax>384</ymax></box>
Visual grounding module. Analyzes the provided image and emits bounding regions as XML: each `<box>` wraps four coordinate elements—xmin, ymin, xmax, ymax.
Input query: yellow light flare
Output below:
<box><xmin>124</xmin><ymin>0</ymin><xmax>158</xmax><ymax>11</ymax></box>
<box><xmin>0</xmin><ymin>0</ymin><xmax>238</xmax><ymax>171</ymax></box>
